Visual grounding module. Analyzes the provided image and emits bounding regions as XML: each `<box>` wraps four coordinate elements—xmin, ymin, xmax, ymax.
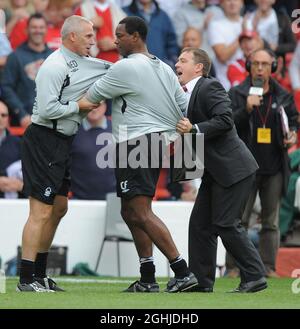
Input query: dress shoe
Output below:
<box><xmin>188</xmin><ymin>285</ymin><xmax>213</xmax><ymax>293</ymax></box>
<box><xmin>229</xmin><ymin>277</ymin><xmax>267</xmax><ymax>293</ymax></box>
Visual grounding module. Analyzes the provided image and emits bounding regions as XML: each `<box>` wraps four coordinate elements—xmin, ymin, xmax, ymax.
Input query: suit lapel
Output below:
<box><xmin>187</xmin><ymin>77</ymin><xmax>205</xmax><ymax>121</ymax></box>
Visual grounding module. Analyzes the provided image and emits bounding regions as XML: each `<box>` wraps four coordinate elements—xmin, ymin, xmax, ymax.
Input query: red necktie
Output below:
<box><xmin>182</xmin><ymin>85</ymin><xmax>188</xmax><ymax>92</ymax></box>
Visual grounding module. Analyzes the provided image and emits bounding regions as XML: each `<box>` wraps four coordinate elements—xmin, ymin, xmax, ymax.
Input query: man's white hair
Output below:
<box><xmin>61</xmin><ymin>15</ymin><xmax>93</xmax><ymax>40</ymax></box>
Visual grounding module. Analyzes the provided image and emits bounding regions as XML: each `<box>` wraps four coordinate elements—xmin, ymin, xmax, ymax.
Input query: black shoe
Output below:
<box><xmin>16</xmin><ymin>281</ymin><xmax>53</xmax><ymax>293</ymax></box>
<box><xmin>229</xmin><ymin>277</ymin><xmax>267</xmax><ymax>293</ymax></box>
<box><xmin>123</xmin><ymin>280</ymin><xmax>159</xmax><ymax>293</ymax></box>
<box><xmin>35</xmin><ymin>277</ymin><xmax>65</xmax><ymax>292</ymax></box>
<box><xmin>188</xmin><ymin>285</ymin><xmax>213</xmax><ymax>293</ymax></box>
<box><xmin>165</xmin><ymin>272</ymin><xmax>198</xmax><ymax>293</ymax></box>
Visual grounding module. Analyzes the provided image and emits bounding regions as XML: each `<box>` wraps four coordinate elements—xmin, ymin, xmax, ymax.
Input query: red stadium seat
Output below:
<box><xmin>276</xmin><ymin>247</ymin><xmax>300</xmax><ymax>277</ymax></box>
<box><xmin>8</xmin><ymin>126</ymin><xmax>25</xmax><ymax>136</ymax></box>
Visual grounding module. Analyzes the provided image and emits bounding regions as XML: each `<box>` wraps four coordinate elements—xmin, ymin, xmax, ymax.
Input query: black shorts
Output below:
<box><xmin>21</xmin><ymin>123</ymin><xmax>74</xmax><ymax>205</ymax></box>
<box><xmin>115</xmin><ymin>133</ymin><xmax>165</xmax><ymax>200</ymax></box>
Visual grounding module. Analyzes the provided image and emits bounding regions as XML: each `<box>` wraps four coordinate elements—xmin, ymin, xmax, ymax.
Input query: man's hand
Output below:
<box><xmin>77</xmin><ymin>97</ymin><xmax>99</xmax><ymax>112</ymax></box>
<box><xmin>91</xmin><ymin>15</ymin><xmax>103</xmax><ymax>29</ymax></box>
<box><xmin>284</xmin><ymin>131</ymin><xmax>297</xmax><ymax>147</ymax></box>
<box><xmin>176</xmin><ymin>118</ymin><xmax>193</xmax><ymax>134</ymax></box>
<box><xmin>20</xmin><ymin>115</ymin><xmax>31</xmax><ymax>128</ymax></box>
<box><xmin>246</xmin><ymin>95</ymin><xmax>262</xmax><ymax>113</ymax></box>
<box><xmin>180</xmin><ymin>182</ymin><xmax>197</xmax><ymax>201</ymax></box>
<box><xmin>98</xmin><ymin>37</ymin><xmax>116</xmax><ymax>51</ymax></box>
<box><xmin>0</xmin><ymin>176</ymin><xmax>23</xmax><ymax>192</ymax></box>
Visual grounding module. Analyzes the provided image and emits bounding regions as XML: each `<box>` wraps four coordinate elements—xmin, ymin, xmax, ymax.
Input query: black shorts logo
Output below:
<box><xmin>44</xmin><ymin>187</ymin><xmax>52</xmax><ymax>197</ymax></box>
<box><xmin>120</xmin><ymin>181</ymin><xmax>130</xmax><ymax>193</ymax></box>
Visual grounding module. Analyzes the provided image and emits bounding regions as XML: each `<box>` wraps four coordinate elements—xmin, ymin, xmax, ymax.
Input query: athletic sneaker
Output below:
<box><xmin>165</xmin><ymin>272</ymin><xmax>198</xmax><ymax>293</ymax></box>
<box><xmin>16</xmin><ymin>281</ymin><xmax>53</xmax><ymax>292</ymax></box>
<box><xmin>35</xmin><ymin>277</ymin><xmax>65</xmax><ymax>292</ymax></box>
<box><xmin>123</xmin><ymin>280</ymin><xmax>159</xmax><ymax>293</ymax></box>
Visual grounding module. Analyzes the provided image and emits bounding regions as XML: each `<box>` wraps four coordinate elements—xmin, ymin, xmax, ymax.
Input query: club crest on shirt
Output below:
<box><xmin>68</xmin><ymin>60</ymin><xmax>79</xmax><ymax>72</ymax></box>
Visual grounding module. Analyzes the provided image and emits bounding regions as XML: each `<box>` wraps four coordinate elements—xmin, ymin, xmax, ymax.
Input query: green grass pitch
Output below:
<box><xmin>0</xmin><ymin>277</ymin><xmax>299</xmax><ymax>309</ymax></box>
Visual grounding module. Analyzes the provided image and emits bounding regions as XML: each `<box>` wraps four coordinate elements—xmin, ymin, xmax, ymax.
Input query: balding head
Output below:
<box><xmin>61</xmin><ymin>15</ymin><xmax>95</xmax><ymax>56</ymax></box>
<box><xmin>249</xmin><ymin>48</ymin><xmax>276</xmax><ymax>86</ymax></box>
<box><xmin>182</xmin><ymin>27</ymin><xmax>202</xmax><ymax>49</ymax></box>
<box><xmin>61</xmin><ymin>15</ymin><xmax>93</xmax><ymax>40</ymax></box>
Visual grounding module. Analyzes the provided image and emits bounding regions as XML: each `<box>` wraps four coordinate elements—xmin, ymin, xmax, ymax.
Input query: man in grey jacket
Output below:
<box><xmin>17</xmin><ymin>15</ymin><xmax>109</xmax><ymax>292</ymax></box>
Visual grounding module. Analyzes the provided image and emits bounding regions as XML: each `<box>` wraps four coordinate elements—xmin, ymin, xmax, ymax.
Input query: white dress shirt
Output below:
<box><xmin>185</xmin><ymin>76</ymin><xmax>202</xmax><ymax>105</ymax></box>
<box><xmin>184</xmin><ymin>76</ymin><xmax>201</xmax><ymax>132</ymax></box>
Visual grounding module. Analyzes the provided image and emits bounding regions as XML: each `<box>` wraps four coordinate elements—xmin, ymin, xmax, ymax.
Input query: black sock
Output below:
<box><xmin>19</xmin><ymin>259</ymin><xmax>35</xmax><ymax>284</ymax></box>
<box><xmin>35</xmin><ymin>252</ymin><xmax>48</xmax><ymax>278</ymax></box>
<box><xmin>170</xmin><ymin>256</ymin><xmax>189</xmax><ymax>279</ymax></box>
<box><xmin>140</xmin><ymin>257</ymin><xmax>156</xmax><ymax>283</ymax></box>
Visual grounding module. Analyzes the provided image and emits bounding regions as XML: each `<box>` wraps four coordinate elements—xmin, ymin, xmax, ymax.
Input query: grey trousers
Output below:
<box><xmin>226</xmin><ymin>171</ymin><xmax>282</xmax><ymax>272</ymax></box>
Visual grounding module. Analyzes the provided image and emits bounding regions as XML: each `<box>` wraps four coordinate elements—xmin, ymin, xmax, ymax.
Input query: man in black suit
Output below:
<box><xmin>175</xmin><ymin>47</ymin><xmax>267</xmax><ymax>293</ymax></box>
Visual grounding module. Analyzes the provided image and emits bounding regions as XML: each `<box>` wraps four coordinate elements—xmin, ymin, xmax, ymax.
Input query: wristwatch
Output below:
<box><xmin>189</xmin><ymin>125</ymin><xmax>198</xmax><ymax>134</ymax></box>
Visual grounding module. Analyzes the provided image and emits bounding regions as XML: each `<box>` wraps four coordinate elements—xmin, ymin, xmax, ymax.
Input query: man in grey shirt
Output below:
<box><xmin>79</xmin><ymin>16</ymin><xmax>198</xmax><ymax>293</ymax></box>
<box><xmin>18</xmin><ymin>15</ymin><xmax>110</xmax><ymax>293</ymax></box>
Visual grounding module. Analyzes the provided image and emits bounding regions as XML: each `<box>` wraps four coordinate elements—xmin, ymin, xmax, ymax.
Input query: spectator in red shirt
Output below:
<box><xmin>75</xmin><ymin>0</ymin><xmax>126</xmax><ymax>62</ymax></box>
<box><xmin>227</xmin><ymin>30</ymin><xmax>263</xmax><ymax>87</ymax></box>
<box><xmin>5</xmin><ymin>0</ymin><xmax>31</xmax><ymax>37</ymax></box>
<box><xmin>228</xmin><ymin>29</ymin><xmax>293</xmax><ymax>91</ymax></box>
<box><xmin>9</xmin><ymin>0</ymin><xmax>73</xmax><ymax>50</ymax></box>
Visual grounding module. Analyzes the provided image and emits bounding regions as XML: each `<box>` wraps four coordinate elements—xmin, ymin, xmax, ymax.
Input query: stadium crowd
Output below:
<box><xmin>1</xmin><ymin>0</ymin><xmax>300</xmax><ymax>280</ymax></box>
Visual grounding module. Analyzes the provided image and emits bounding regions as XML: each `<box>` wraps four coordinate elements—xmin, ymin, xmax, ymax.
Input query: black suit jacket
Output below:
<box><xmin>188</xmin><ymin>76</ymin><xmax>258</xmax><ymax>187</ymax></box>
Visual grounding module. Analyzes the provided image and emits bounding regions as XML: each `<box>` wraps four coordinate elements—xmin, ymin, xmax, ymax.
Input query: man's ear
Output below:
<box><xmin>195</xmin><ymin>63</ymin><xmax>203</xmax><ymax>75</ymax></box>
<box><xmin>69</xmin><ymin>31</ymin><xmax>76</xmax><ymax>42</ymax></box>
<box><xmin>132</xmin><ymin>31</ymin><xmax>140</xmax><ymax>41</ymax></box>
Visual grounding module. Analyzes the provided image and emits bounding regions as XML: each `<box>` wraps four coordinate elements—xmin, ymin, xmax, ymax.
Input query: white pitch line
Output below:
<box><xmin>55</xmin><ymin>278</ymin><xmax>132</xmax><ymax>284</ymax></box>
<box><xmin>55</xmin><ymin>278</ymin><xmax>167</xmax><ymax>284</ymax></box>
<box><xmin>7</xmin><ymin>277</ymin><xmax>167</xmax><ymax>284</ymax></box>
<box><xmin>6</xmin><ymin>277</ymin><xmax>131</xmax><ymax>284</ymax></box>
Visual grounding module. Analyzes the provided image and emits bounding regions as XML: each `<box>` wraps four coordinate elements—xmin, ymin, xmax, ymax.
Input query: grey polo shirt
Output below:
<box><xmin>87</xmin><ymin>53</ymin><xmax>187</xmax><ymax>142</ymax></box>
